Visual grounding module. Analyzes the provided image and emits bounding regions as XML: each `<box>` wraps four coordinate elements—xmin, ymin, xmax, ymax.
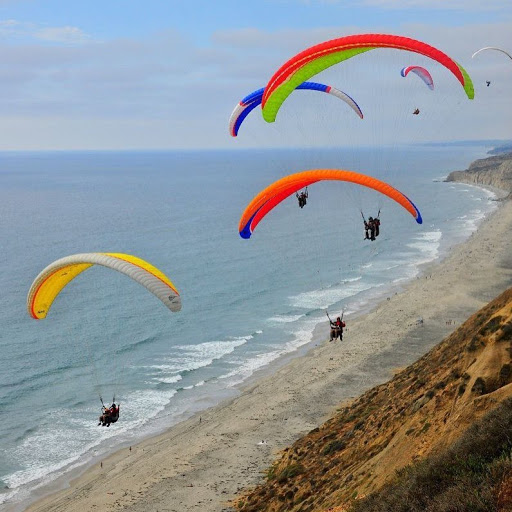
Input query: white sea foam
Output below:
<box><xmin>152</xmin><ymin>374</ymin><xmax>183</xmax><ymax>384</ymax></box>
<box><xmin>342</xmin><ymin>276</ymin><xmax>363</xmax><ymax>283</ymax></box>
<box><xmin>3</xmin><ymin>389</ymin><xmax>175</xmax><ymax>499</ymax></box>
<box><xmin>150</xmin><ymin>337</ymin><xmax>251</xmax><ymax>376</ymax></box>
<box><xmin>218</xmin><ymin>319</ymin><xmax>320</xmax><ymax>387</ymax></box>
<box><xmin>268</xmin><ymin>314</ymin><xmax>304</xmax><ymax>324</ymax></box>
<box><xmin>406</xmin><ymin>230</ymin><xmax>442</xmax><ymax>265</ymax></box>
<box><xmin>461</xmin><ymin>210</ymin><xmax>484</xmax><ymax>234</ymax></box>
<box><xmin>290</xmin><ymin>279</ymin><xmax>370</xmax><ymax>310</ymax></box>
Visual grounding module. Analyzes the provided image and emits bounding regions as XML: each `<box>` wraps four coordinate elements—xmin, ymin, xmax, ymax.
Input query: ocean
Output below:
<box><xmin>0</xmin><ymin>145</ymin><xmax>497</xmax><ymax>509</ymax></box>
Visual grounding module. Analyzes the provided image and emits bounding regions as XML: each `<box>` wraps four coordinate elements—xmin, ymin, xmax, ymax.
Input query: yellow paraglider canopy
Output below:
<box><xmin>27</xmin><ymin>252</ymin><xmax>181</xmax><ymax>319</ymax></box>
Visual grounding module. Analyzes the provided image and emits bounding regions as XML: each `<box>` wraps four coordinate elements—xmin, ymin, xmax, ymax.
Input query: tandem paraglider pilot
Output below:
<box><xmin>329</xmin><ymin>316</ymin><xmax>346</xmax><ymax>341</ymax></box>
<box><xmin>99</xmin><ymin>402</ymin><xmax>120</xmax><ymax>427</ymax></box>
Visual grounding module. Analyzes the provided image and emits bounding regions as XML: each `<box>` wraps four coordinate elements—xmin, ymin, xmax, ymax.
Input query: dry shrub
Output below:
<box><xmin>350</xmin><ymin>398</ymin><xmax>512</xmax><ymax>512</ymax></box>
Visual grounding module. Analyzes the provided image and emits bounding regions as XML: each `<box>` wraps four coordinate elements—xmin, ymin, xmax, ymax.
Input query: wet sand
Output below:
<box><xmin>20</xmin><ymin>196</ymin><xmax>512</xmax><ymax>512</ymax></box>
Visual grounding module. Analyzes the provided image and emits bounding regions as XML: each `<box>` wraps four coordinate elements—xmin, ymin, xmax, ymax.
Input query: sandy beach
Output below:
<box><xmin>16</xmin><ymin>191</ymin><xmax>512</xmax><ymax>512</ymax></box>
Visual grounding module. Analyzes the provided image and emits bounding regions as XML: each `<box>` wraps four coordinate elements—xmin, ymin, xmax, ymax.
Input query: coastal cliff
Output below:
<box><xmin>446</xmin><ymin>152</ymin><xmax>512</xmax><ymax>196</ymax></box>
<box><xmin>235</xmin><ymin>286</ymin><xmax>512</xmax><ymax>512</ymax></box>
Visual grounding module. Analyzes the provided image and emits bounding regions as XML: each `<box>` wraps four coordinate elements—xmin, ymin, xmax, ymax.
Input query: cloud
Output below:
<box><xmin>0</xmin><ymin>19</ymin><xmax>93</xmax><ymax>44</ymax></box>
<box><xmin>318</xmin><ymin>0</ymin><xmax>511</xmax><ymax>10</ymax></box>
<box><xmin>0</xmin><ymin>18</ymin><xmax>28</xmax><ymax>36</ymax></box>
<box><xmin>0</xmin><ymin>20</ymin><xmax>510</xmax><ymax>149</ymax></box>
<box><xmin>34</xmin><ymin>26</ymin><xmax>91</xmax><ymax>44</ymax></box>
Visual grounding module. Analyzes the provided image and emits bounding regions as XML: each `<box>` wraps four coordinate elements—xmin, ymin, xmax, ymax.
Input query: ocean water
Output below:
<box><xmin>0</xmin><ymin>145</ymin><xmax>497</xmax><ymax>508</ymax></box>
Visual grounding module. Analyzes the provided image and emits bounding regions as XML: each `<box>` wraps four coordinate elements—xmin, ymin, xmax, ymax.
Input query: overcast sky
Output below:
<box><xmin>0</xmin><ymin>0</ymin><xmax>510</xmax><ymax>150</ymax></box>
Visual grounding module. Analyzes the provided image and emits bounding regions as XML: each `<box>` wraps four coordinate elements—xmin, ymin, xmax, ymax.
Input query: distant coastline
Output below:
<box><xmin>446</xmin><ymin>151</ymin><xmax>512</xmax><ymax>199</ymax></box>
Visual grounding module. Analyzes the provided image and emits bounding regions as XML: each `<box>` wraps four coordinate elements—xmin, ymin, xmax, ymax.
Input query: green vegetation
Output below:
<box><xmin>276</xmin><ymin>464</ymin><xmax>305</xmax><ymax>483</ymax></box>
<box><xmin>471</xmin><ymin>377</ymin><xmax>487</xmax><ymax>395</ymax></box>
<box><xmin>497</xmin><ymin>322</ymin><xmax>512</xmax><ymax>342</ymax></box>
<box><xmin>350</xmin><ymin>398</ymin><xmax>512</xmax><ymax>512</ymax></box>
<box><xmin>322</xmin><ymin>439</ymin><xmax>346</xmax><ymax>456</ymax></box>
<box><xmin>479</xmin><ymin>315</ymin><xmax>504</xmax><ymax>336</ymax></box>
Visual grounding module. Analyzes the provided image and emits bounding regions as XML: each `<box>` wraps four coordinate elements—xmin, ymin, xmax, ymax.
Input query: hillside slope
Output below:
<box><xmin>350</xmin><ymin>396</ymin><xmax>512</xmax><ymax>512</ymax></box>
<box><xmin>446</xmin><ymin>152</ymin><xmax>512</xmax><ymax>196</ymax></box>
<box><xmin>235</xmin><ymin>287</ymin><xmax>512</xmax><ymax>512</ymax></box>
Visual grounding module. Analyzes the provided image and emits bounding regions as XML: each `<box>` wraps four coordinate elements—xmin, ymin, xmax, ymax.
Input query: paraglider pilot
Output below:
<box><xmin>413</xmin><ymin>108</ymin><xmax>420</xmax><ymax>115</ymax></box>
<box><xmin>99</xmin><ymin>402</ymin><xmax>120</xmax><ymax>427</ymax></box>
<box><xmin>296</xmin><ymin>187</ymin><xmax>308</xmax><ymax>208</ymax></box>
<box><xmin>329</xmin><ymin>316</ymin><xmax>346</xmax><ymax>341</ymax></box>
<box><xmin>369</xmin><ymin>217</ymin><xmax>376</xmax><ymax>241</ymax></box>
<box><xmin>364</xmin><ymin>219</ymin><xmax>371</xmax><ymax>240</ymax></box>
<box><xmin>363</xmin><ymin>212</ymin><xmax>380</xmax><ymax>241</ymax></box>
<box><xmin>374</xmin><ymin>216</ymin><xmax>380</xmax><ymax>237</ymax></box>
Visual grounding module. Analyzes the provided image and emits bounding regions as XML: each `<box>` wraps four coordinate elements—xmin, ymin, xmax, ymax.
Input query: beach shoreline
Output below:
<box><xmin>9</xmin><ymin>183</ymin><xmax>512</xmax><ymax>512</ymax></box>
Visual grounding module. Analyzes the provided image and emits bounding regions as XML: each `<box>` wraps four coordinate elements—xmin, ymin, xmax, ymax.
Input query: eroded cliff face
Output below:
<box><xmin>446</xmin><ymin>153</ymin><xmax>512</xmax><ymax>196</ymax></box>
<box><xmin>235</xmin><ymin>287</ymin><xmax>512</xmax><ymax>512</ymax></box>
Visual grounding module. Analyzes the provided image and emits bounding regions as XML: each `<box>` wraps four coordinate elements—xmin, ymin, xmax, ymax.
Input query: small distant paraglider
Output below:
<box><xmin>472</xmin><ymin>47</ymin><xmax>510</xmax><ymax>88</ymax></box>
<box><xmin>401</xmin><ymin>66</ymin><xmax>434</xmax><ymax>90</ymax></box>
<box><xmin>472</xmin><ymin>47</ymin><xmax>512</xmax><ymax>60</ymax></box>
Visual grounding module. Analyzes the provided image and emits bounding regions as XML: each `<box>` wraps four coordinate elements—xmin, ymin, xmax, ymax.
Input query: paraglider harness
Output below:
<box><xmin>99</xmin><ymin>395</ymin><xmax>120</xmax><ymax>427</ymax></box>
<box><xmin>296</xmin><ymin>187</ymin><xmax>308</xmax><ymax>208</ymax></box>
<box><xmin>326</xmin><ymin>310</ymin><xmax>345</xmax><ymax>341</ymax></box>
<box><xmin>361</xmin><ymin>210</ymin><xmax>380</xmax><ymax>241</ymax></box>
